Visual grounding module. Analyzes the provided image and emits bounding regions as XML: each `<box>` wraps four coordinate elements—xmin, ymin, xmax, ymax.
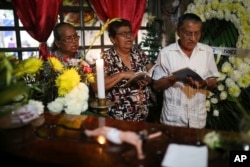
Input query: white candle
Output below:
<box><xmin>96</xmin><ymin>58</ymin><xmax>105</xmax><ymax>99</ymax></box>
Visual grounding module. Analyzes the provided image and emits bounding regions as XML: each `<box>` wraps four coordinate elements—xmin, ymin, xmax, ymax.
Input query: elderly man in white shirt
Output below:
<box><xmin>152</xmin><ymin>13</ymin><xmax>219</xmax><ymax>129</ymax></box>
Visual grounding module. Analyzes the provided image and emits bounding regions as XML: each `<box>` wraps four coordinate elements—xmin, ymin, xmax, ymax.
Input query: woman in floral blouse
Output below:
<box><xmin>92</xmin><ymin>19</ymin><xmax>153</xmax><ymax>121</ymax></box>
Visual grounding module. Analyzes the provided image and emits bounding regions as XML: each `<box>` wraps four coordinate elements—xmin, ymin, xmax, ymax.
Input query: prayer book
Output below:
<box><xmin>172</xmin><ymin>67</ymin><xmax>203</xmax><ymax>82</ymax></box>
<box><xmin>123</xmin><ymin>72</ymin><xmax>150</xmax><ymax>87</ymax></box>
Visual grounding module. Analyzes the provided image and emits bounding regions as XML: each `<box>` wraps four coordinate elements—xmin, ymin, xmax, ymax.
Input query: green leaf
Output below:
<box><xmin>0</xmin><ymin>83</ymin><xmax>30</xmax><ymax>106</ymax></box>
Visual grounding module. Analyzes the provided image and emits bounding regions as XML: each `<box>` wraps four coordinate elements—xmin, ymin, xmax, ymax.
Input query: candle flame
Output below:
<box><xmin>97</xmin><ymin>135</ymin><xmax>106</xmax><ymax>145</ymax></box>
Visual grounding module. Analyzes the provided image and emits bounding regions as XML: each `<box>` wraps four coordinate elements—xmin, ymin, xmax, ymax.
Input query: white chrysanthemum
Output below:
<box><xmin>203</xmin><ymin>131</ymin><xmax>220</xmax><ymax>149</ymax></box>
<box><xmin>199</xmin><ymin>15</ymin><xmax>206</xmax><ymax>22</ymax></box>
<box><xmin>221</xmin><ymin>62</ymin><xmax>233</xmax><ymax>73</ymax></box>
<box><xmin>64</xmin><ymin>82</ymin><xmax>89</xmax><ymax>115</ymax></box>
<box><xmin>206</xmin><ymin>100</ymin><xmax>211</xmax><ymax>111</ymax></box>
<box><xmin>185</xmin><ymin>3</ymin><xmax>195</xmax><ymax>13</ymax></box>
<box><xmin>211</xmin><ymin>97</ymin><xmax>218</xmax><ymax>104</ymax></box>
<box><xmin>81</xmin><ymin>102</ymin><xmax>88</xmax><ymax>112</ymax></box>
<box><xmin>220</xmin><ymin>0</ymin><xmax>229</xmax><ymax>3</ymax></box>
<box><xmin>225</xmin><ymin>78</ymin><xmax>236</xmax><ymax>88</ymax></box>
<box><xmin>237</xmin><ymin>35</ymin><xmax>244</xmax><ymax>48</ymax></box>
<box><xmin>204</xmin><ymin>3</ymin><xmax>212</xmax><ymax>16</ymax></box>
<box><xmin>228</xmin><ymin>84</ymin><xmax>241</xmax><ymax>97</ymax></box>
<box><xmin>237</xmin><ymin>76</ymin><xmax>250</xmax><ymax>88</ymax></box>
<box><xmin>28</xmin><ymin>99</ymin><xmax>44</xmax><ymax>115</ymax></box>
<box><xmin>77</xmin><ymin>82</ymin><xmax>89</xmax><ymax>100</ymax></box>
<box><xmin>219</xmin><ymin>91</ymin><xmax>227</xmax><ymax>100</ymax></box>
<box><xmin>233</xmin><ymin>57</ymin><xmax>243</xmax><ymax>67</ymax></box>
<box><xmin>229</xmin><ymin>70</ymin><xmax>242</xmax><ymax>82</ymax></box>
<box><xmin>64</xmin><ymin>99</ymin><xmax>82</xmax><ymax>115</ymax></box>
<box><xmin>217</xmin><ymin>11</ymin><xmax>224</xmax><ymax>20</ymax></box>
<box><xmin>243</xmin><ymin>0</ymin><xmax>250</xmax><ymax>7</ymax></box>
<box><xmin>211</xmin><ymin>0</ymin><xmax>219</xmax><ymax>10</ymax></box>
<box><xmin>241</xmin><ymin>38</ymin><xmax>249</xmax><ymax>49</ymax></box>
<box><xmin>230</xmin><ymin>14</ymin><xmax>239</xmax><ymax>26</ymax></box>
<box><xmin>197</xmin><ymin>3</ymin><xmax>205</xmax><ymax>12</ymax></box>
<box><xmin>243</xmin><ymin>57</ymin><xmax>250</xmax><ymax>65</ymax></box>
<box><xmin>238</xmin><ymin>62</ymin><xmax>250</xmax><ymax>73</ymax></box>
<box><xmin>218</xmin><ymin>72</ymin><xmax>226</xmax><ymax>81</ymax></box>
<box><xmin>217</xmin><ymin>84</ymin><xmax>225</xmax><ymax>91</ymax></box>
<box><xmin>213</xmin><ymin>109</ymin><xmax>219</xmax><ymax>117</ymax></box>
<box><xmin>228</xmin><ymin>56</ymin><xmax>236</xmax><ymax>64</ymax></box>
<box><xmin>245</xmin><ymin>71</ymin><xmax>250</xmax><ymax>80</ymax></box>
<box><xmin>224</xmin><ymin>11</ymin><xmax>231</xmax><ymax>21</ymax></box>
<box><xmin>236</xmin><ymin>40</ymin><xmax>242</xmax><ymax>48</ymax></box>
<box><xmin>206</xmin><ymin>0</ymin><xmax>213</xmax><ymax>3</ymax></box>
<box><xmin>210</xmin><ymin>10</ymin><xmax>217</xmax><ymax>18</ymax></box>
<box><xmin>47</xmin><ymin>97</ymin><xmax>65</xmax><ymax>113</ymax></box>
<box><xmin>193</xmin><ymin>0</ymin><xmax>204</xmax><ymax>5</ymax></box>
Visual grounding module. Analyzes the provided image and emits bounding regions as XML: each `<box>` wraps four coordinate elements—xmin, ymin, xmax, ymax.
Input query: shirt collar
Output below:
<box><xmin>169</xmin><ymin>41</ymin><xmax>206</xmax><ymax>52</ymax></box>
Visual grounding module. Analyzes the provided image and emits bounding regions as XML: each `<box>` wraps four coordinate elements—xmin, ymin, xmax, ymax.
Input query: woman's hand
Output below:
<box><xmin>122</xmin><ymin>71</ymin><xmax>135</xmax><ymax>79</ymax></box>
<box><xmin>136</xmin><ymin>75</ymin><xmax>151</xmax><ymax>88</ymax></box>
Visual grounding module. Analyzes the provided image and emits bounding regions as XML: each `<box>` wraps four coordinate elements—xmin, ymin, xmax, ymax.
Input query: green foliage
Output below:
<box><xmin>0</xmin><ymin>53</ymin><xmax>31</xmax><ymax>107</ymax></box>
<box><xmin>201</xmin><ymin>19</ymin><xmax>238</xmax><ymax>48</ymax></box>
<box><xmin>139</xmin><ymin>20</ymin><xmax>162</xmax><ymax>64</ymax></box>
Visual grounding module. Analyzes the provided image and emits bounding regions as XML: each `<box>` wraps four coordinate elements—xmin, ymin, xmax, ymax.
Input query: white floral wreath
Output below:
<box><xmin>185</xmin><ymin>0</ymin><xmax>250</xmax><ymax>49</ymax></box>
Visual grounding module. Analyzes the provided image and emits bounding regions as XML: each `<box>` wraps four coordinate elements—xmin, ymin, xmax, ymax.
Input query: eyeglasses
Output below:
<box><xmin>116</xmin><ymin>31</ymin><xmax>133</xmax><ymax>38</ymax></box>
<box><xmin>60</xmin><ymin>35</ymin><xmax>80</xmax><ymax>43</ymax></box>
<box><xmin>180</xmin><ymin>29</ymin><xmax>201</xmax><ymax>38</ymax></box>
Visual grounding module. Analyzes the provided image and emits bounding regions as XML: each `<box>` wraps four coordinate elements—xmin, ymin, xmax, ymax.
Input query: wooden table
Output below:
<box><xmin>0</xmin><ymin>112</ymin><xmax>232</xmax><ymax>167</ymax></box>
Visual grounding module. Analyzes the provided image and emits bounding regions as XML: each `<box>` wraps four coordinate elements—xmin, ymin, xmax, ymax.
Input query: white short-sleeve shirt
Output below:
<box><xmin>153</xmin><ymin>42</ymin><xmax>219</xmax><ymax>128</ymax></box>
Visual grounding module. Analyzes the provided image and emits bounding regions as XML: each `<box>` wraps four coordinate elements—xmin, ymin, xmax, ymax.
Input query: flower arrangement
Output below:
<box><xmin>45</xmin><ymin>56</ymin><xmax>94</xmax><ymax>115</ymax></box>
<box><xmin>0</xmin><ymin>17</ymin><xmax>123</xmax><ymax>121</ymax></box>
<box><xmin>0</xmin><ymin>53</ymin><xmax>44</xmax><ymax>128</ymax></box>
<box><xmin>45</xmin><ymin>18</ymin><xmax>121</xmax><ymax>115</ymax></box>
<box><xmin>186</xmin><ymin>0</ymin><xmax>250</xmax><ymax>131</ymax></box>
<box><xmin>0</xmin><ymin>54</ymin><xmax>44</xmax><ymax>108</ymax></box>
<box><xmin>186</xmin><ymin>0</ymin><xmax>250</xmax><ymax>48</ymax></box>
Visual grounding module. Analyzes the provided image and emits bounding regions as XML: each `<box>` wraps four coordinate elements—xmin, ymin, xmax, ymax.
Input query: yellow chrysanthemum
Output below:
<box><xmin>48</xmin><ymin>57</ymin><xmax>63</xmax><ymax>72</ymax></box>
<box><xmin>86</xmin><ymin>73</ymin><xmax>95</xmax><ymax>83</ymax></box>
<box><xmin>55</xmin><ymin>68</ymin><xmax>80</xmax><ymax>96</ymax></box>
<box><xmin>14</xmin><ymin>57</ymin><xmax>43</xmax><ymax>77</ymax></box>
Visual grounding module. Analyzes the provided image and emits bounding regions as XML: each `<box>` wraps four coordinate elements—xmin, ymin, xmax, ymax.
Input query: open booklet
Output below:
<box><xmin>123</xmin><ymin>71</ymin><xmax>150</xmax><ymax>87</ymax></box>
<box><xmin>172</xmin><ymin>67</ymin><xmax>204</xmax><ymax>83</ymax></box>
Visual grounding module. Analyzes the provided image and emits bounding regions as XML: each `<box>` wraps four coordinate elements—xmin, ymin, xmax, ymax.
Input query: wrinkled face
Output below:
<box><xmin>55</xmin><ymin>26</ymin><xmax>80</xmax><ymax>56</ymax></box>
<box><xmin>177</xmin><ymin>20</ymin><xmax>202</xmax><ymax>51</ymax></box>
<box><xmin>110</xmin><ymin>26</ymin><xmax>134</xmax><ymax>50</ymax></box>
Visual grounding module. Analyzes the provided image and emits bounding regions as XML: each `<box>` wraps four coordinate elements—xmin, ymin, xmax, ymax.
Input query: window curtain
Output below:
<box><xmin>11</xmin><ymin>0</ymin><xmax>62</xmax><ymax>60</ymax></box>
<box><xmin>90</xmin><ymin>0</ymin><xmax>146</xmax><ymax>37</ymax></box>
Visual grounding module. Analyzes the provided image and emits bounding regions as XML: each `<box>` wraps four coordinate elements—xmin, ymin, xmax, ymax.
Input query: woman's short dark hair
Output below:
<box><xmin>177</xmin><ymin>13</ymin><xmax>202</xmax><ymax>28</ymax></box>
<box><xmin>51</xmin><ymin>22</ymin><xmax>75</xmax><ymax>52</ymax></box>
<box><xmin>53</xmin><ymin>22</ymin><xmax>75</xmax><ymax>40</ymax></box>
<box><xmin>108</xmin><ymin>19</ymin><xmax>132</xmax><ymax>38</ymax></box>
